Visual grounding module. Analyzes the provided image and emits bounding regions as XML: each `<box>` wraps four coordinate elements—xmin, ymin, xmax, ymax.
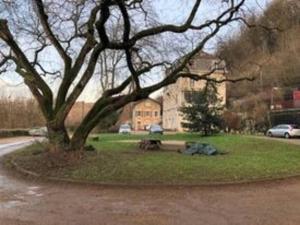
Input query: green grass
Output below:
<box><xmin>6</xmin><ymin>133</ymin><xmax>300</xmax><ymax>185</ymax></box>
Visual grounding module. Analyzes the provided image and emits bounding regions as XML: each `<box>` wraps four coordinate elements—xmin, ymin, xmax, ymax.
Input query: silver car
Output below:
<box><xmin>29</xmin><ymin>127</ymin><xmax>48</xmax><ymax>137</ymax></box>
<box><xmin>118</xmin><ymin>124</ymin><xmax>131</xmax><ymax>134</ymax></box>
<box><xmin>149</xmin><ymin>124</ymin><xmax>164</xmax><ymax>135</ymax></box>
<box><xmin>266</xmin><ymin>124</ymin><xmax>300</xmax><ymax>139</ymax></box>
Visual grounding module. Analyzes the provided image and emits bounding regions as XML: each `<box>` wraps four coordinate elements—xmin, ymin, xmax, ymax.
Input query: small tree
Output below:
<box><xmin>180</xmin><ymin>82</ymin><xmax>223</xmax><ymax>136</ymax></box>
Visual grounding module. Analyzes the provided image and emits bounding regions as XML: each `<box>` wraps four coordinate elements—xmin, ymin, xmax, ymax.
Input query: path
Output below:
<box><xmin>254</xmin><ymin>135</ymin><xmax>300</xmax><ymax>145</ymax></box>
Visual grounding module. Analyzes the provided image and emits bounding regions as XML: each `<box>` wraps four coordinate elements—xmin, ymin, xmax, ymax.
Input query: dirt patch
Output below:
<box><xmin>4</xmin><ymin>145</ymin><xmax>92</xmax><ymax>177</ymax></box>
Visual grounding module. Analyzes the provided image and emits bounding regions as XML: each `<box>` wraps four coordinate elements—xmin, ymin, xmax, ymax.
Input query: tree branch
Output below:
<box><xmin>0</xmin><ymin>19</ymin><xmax>53</xmax><ymax>118</ymax></box>
<box><xmin>34</xmin><ymin>0</ymin><xmax>72</xmax><ymax>68</ymax></box>
<box><xmin>55</xmin><ymin>43</ymin><xmax>105</xmax><ymax>124</ymax></box>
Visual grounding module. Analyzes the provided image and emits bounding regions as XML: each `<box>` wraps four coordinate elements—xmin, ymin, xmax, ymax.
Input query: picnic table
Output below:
<box><xmin>139</xmin><ymin>139</ymin><xmax>162</xmax><ymax>150</ymax></box>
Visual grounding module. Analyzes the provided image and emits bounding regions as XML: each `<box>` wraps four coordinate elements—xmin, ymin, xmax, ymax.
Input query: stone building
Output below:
<box><xmin>163</xmin><ymin>51</ymin><xmax>227</xmax><ymax>131</ymax></box>
<box><xmin>118</xmin><ymin>98</ymin><xmax>162</xmax><ymax>131</ymax></box>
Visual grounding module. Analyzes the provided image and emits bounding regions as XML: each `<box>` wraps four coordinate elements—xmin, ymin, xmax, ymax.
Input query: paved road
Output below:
<box><xmin>255</xmin><ymin>136</ymin><xmax>300</xmax><ymax>145</ymax></box>
<box><xmin>1</xmin><ymin>138</ymin><xmax>300</xmax><ymax>225</ymax></box>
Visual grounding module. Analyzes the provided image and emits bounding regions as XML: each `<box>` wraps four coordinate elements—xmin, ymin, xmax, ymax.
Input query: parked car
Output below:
<box><xmin>149</xmin><ymin>124</ymin><xmax>164</xmax><ymax>135</ymax></box>
<box><xmin>266</xmin><ymin>124</ymin><xmax>300</xmax><ymax>139</ymax></box>
<box><xmin>29</xmin><ymin>127</ymin><xmax>48</xmax><ymax>137</ymax></box>
<box><xmin>118</xmin><ymin>124</ymin><xmax>132</xmax><ymax>134</ymax></box>
<box><xmin>145</xmin><ymin>124</ymin><xmax>151</xmax><ymax>131</ymax></box>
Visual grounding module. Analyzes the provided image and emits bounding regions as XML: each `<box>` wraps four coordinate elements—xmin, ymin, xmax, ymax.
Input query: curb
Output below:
<box><xmin>10</xmin><ymin>160</ymin><xmax>41</xmax><ymax>177</ymax></box>
<box><xmin>8</xmin><ymin>158</ymin><xmax>300</xmax><ymax>189</ymax></box>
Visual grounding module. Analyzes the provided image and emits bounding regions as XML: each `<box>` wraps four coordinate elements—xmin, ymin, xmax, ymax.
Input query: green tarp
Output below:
<box><xmin>182</xmin><ymin>143</ymin><xmax>218</xmax><ymax>156</ymax></box>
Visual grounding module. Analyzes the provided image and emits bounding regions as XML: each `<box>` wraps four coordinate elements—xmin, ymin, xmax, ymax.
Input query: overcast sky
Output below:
<box><xmin>0</xmin><ymin>0</ymin><xmax>273</xmax><ymax>101</ymax></box>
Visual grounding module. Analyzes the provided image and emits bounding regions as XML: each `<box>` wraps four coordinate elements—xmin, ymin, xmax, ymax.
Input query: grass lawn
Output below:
<box><xmin>5</xmin><ymin>134</ymin><xmax>300</xmax><ymax>185</ymax></box>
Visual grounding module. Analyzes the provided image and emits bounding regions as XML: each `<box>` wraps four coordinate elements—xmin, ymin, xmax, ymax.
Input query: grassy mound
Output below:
<box><xmin>4</xmin><ymin>134</ymin><xmax>300</xmax><ymax>185</ymax></box>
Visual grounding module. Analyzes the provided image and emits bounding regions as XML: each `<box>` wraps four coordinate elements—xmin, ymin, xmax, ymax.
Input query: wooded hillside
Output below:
<box><xmin>219</xmin><ymin>0</ymin><xmax>300</xmax><ymax>100</ymax></box>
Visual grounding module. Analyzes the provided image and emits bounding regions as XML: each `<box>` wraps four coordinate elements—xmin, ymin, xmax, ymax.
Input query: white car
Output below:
<box><xmin>29</xmin><ymin>127</ymin><xmax>48</xmax><ymax>137</ymax></box>
<box><xmin>119</xmin><ymin>124</ymin><xmax>131</xmax><ymax>134</ymax></box>
<box><xmin>266</xmin><ymin>124</ymin><xmax>300</xmax><ymax>139</ymax></box>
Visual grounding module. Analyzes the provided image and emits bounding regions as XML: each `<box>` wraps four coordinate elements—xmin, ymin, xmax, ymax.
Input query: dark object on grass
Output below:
<box><xmin>139</xmin><ymin>139</ymin><xmax>162</xmax><ymax>151</ymax></box>
<box><xmin>91</xmin><ymin>136</ymin><xmax>100</xmax><ymax>142</ymax></box>
<box><xmin>85</xmin><ymin>145</ymin><xmax>96</xmax><ymax>151</ymax></box>
<box><xmin>182</xmin><ymin>142</ymin><xmax>218</xmax><ymax>156</ymax></box>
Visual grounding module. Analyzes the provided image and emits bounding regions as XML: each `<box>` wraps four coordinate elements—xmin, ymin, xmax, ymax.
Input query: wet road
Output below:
<box><xmin>1</xmin><ymin>138</ymin><xmax>300</xmax><ymax>225</ymax></box>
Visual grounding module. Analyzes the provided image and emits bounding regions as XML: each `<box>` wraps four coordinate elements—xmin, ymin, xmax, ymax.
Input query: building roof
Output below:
<box><xmin>188</xmin><ymin>51</ymin><xmax>226</xmax><ymax>72</ymax></box>
<box><xmin>166</xmin><ymin>50</ymin><xmax>226</xmax><ymax>76</ymax></box>
<box><xmin>133</xmin><ymin>98</ymin><xmax>161</xmax><ymax>107</ymax></box>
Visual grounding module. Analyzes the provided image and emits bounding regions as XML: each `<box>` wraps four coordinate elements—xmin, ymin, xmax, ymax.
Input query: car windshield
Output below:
<box><xmin>151</xmin><ymin>125</ymin><xmax>161</xmax><ymax>129</ymax></box>
<box><xmin>274</xmin><ymin>125</ymin><xmax>283</xmax><ymax>129</ymax></box>
<box><xmin>121</xmin><ymin>125</ymin><xmax>130</xmax><ymax>129</ymax></box>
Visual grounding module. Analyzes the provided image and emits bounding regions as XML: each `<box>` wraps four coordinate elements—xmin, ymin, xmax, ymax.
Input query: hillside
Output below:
<box><xmin>218</xmin><ymin>0</ymin><xmax>300</xmax><ymax>100</ymax></box>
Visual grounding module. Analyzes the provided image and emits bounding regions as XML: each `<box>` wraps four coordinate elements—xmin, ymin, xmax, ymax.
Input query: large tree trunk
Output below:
<box><xmin>47</xmin><ymin>123</ymin><xmax>71</xmax><ymax>153</ymax></box>
<box><xmin>69</xmin><ymin>131</ymin><xmax>89</xmax><ymax>152</ymax></box>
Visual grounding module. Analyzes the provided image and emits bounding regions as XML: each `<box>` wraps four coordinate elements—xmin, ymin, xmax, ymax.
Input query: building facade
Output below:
<box><xmin>163</xmin><ymin>52</ymin><xmax>226</xmax><ymax>131</ymax></box>
<box><xmin>118</xmin><ymin>98</ymin><xmax>162</xmax><ymax>131</ymax></box>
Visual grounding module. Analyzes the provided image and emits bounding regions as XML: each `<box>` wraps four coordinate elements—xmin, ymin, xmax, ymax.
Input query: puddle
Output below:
<box><xmin>28</xmin><ymin>186</ymin><xmax>40</xmax><ymax>191</ymax></box>
<box><xmin>25</xmin><ymin>186</ymin><xmax>43</xmax><ymax>197</ymax></box>
<box><xmin>0</xmin><ymin>200</ymin><xmax>26</xmax><ymax>209</ymax></box>
<box><xmin>26</xmin><ymin>190</ymin><xmax>37</xmax><ymax>195</ymax></box>
<box><xmin>0</xmin><ymin>194</ymin><xmax>27</xmax><ymax>209</ymax></box>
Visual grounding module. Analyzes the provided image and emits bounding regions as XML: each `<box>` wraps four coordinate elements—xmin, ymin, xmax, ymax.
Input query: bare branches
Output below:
<box><xmin>178</xmin><ymin>71</ymin><xmax>255</xmax><ymax>84</ymax></box>
<box><xmin>0</xmin><ymin>19</ymin><xmax>53</xmax><ymax>118</ymax></box>
<box><xmin>104</xmin><ymin>61</ymin><xmax>170</xmax><ymax>97</ymax></box>
<box><xmin>117</xmin><ymin>0</ymin><xmax>141</xmax><ymax>89</ymax></box>
<box><xmin>233</xmin><ymin>16</ymin><xmax>284</xmax><ymax>32</ymax></box>
<box><xmin>129</xmin><ymin>0</ymin><xmax>202</xmax><ymax>43</ymax></box>
<box><xmin>95</xmin><ymin>0</ymin><xmax>111</xmax><ymax>46</ymax></box>
<box><xmin>0</xmin><ymin>51</ymin><xmax>14</xmax><ymax>74</ymax></box>
<box><xmin>55</xmin><ymin>43</ymin><xmax>105</xmax><ymax>123</ymax></box>
<box><xmin>33</xmin><ymin>0</ymin><xmax>72</xmax><ymax>68</ymax></box>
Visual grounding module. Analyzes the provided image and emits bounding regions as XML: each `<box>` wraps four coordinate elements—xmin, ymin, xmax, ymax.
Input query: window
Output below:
<box><xmin>120</xmin><ymin>124</ymin><xmax>130</xmax><ymax>129</ymax></box>
<box><xmin>190</xmin><ymin>79</ymin><xmax>195</xmax><ymax>88</ymax></box>
<box><xmin>145</xmin><ymin>111</ymin><xmax>151</xmax><ymax>117</ymax></box>
<box><xmin>184</xmin><ymin>91</ymin><xmax>193</xmax><ymax>103</ymax></box>
<box><xmin>155</xmin><ymin>111</ymin><xmax>158</xmax><ymax>117</ymax></box>
<box><xmin>135</xmin><ymin>111</ymin><xmax>141</xmax><ymax>117</ymax></box>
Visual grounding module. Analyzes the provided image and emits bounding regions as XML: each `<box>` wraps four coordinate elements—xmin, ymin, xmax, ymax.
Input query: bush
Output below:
<box><xmin>0</xmin><ymin>129</ymin><xmax>30</xmax><ymax>138</ymax></box>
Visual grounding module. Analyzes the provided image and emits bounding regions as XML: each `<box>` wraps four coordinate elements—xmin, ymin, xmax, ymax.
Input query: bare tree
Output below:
<box><xmin>0</xmin><ymin>0</ymin><xmax>251</xmax><ymax>152</ymax></box>
<box><xmin>0</xmin><ymin>94</ymin><xmax>44</xmax><ymax>129</ymax></box>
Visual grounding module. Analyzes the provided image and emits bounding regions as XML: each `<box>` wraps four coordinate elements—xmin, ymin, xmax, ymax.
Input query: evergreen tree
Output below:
<box><xmin>180</xmin><ymin>82</ymin><xmax>224</xmax><ymax>136</ymax></box>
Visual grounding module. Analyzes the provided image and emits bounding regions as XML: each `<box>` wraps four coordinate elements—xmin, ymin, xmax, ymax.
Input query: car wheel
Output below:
<box><xmin>284</xmin><ymin>133</ymin><xmax>290</xmax><ymax>139</ymax></box>
<box><xmin>267</xmin><ymin>132</ymin><xmax>273</xmax><ymax>137</ymax></box>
